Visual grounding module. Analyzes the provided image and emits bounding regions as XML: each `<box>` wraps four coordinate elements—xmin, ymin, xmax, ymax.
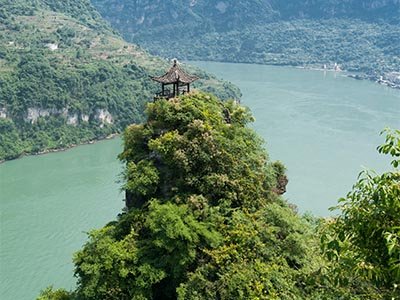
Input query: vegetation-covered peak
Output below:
<box><xmin>40</xmin><ymin>92</ymin><xmax>321</xmax><ymax>300</ymax></box>
<box><xmin>37</xmin><ymin>94</ymin><xmax>400</xmax><ymax>300</ymax></box>
<box><xmin>120</xmin><ymin>92</ymin><xmax>279</xmax><ymax>211</ymax></box>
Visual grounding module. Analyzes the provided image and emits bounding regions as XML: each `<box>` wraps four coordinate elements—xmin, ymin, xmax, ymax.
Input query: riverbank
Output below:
<box><xmin>194</xmin><ymin>59</ymin><xmax>400</xmax><ymax>91</ymax></box>
<box><xmin>347</xmin><ymin>72</ymin><xmax>400</xmax><ymax>90</ymax></box>
<box><xmin>0</xmin><ymin>133</ymin><xmax>120</xmax><ymax>165</ymax></box>
<box><xmin>294</xmin><ymin>65</ymin><xmax>400</xmax><ymax>90</ymax></box>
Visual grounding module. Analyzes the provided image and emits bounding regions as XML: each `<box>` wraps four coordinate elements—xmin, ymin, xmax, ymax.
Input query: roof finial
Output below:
<box><xmin>152</xmin><ymin>59</ymin><xmax>199</xmax><ymax>84</ymax></box>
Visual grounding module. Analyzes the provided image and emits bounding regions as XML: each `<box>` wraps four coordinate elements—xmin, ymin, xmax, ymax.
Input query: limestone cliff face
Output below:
<box><xmin>0</xmin><ymin>107</ymin><xmax>7</xmax><ymax>119</ymax></box>
<box><xmin>23</xmin><ymin>107</ymin><xmax>114</xmax><ymax>126</ymax></box>
<box><xmin>92</xmin><ymin>0</ymin><xmax>400</xmax><ymax>36</ymax></box>
<box><xmin>66</xmin><ymin>113</ymin><xmax>79</xmax><ymax>125</ymax></box>
<box><xmin>95</xmin><ymin>109</ymin><xmax>113</xmax><ymax>127</ymax></box>
<box><xmin>25</xmin><ymin>108</ymin><xmax>67</xmax><ymax>123</ymax></box>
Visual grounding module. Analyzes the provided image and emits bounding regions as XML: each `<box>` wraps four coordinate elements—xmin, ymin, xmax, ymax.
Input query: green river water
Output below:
<box><xmin>1</xmin><ymin>62</ymin><xmax>399</xmax><ymax>299</ymax></box>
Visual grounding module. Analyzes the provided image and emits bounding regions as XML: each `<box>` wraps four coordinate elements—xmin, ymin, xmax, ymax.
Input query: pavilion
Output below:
<box><xmin>152</xmin><ymin>60</ymin><xmax>199</xmax><ymax>100</ymax></box>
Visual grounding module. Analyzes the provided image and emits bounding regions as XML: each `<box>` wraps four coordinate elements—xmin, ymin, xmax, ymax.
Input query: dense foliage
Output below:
<box><xmin>321</xmin><ymin>128</ymin><xmax>400</xmax><ymax>298</ymax></box>
<box><xmin>91</xmin><ymin>0</ymin><xmax>400</xmax><ymax>78</ymax></box>
<box><xmin>0</xmin><ymin>0</ymin><xmax>240</xmax><ymax>161</ymax></box>
<box><xmin>38</xmin><ymin>92</ymin><xmax>326</xmax><ymax>299</ymax></box>
<box><xmin>75</xmin><ymin>92</ymin><xmax>318</xmax><ymax>300</ymax></box>
<box><xmin>37</xmin><ymin>93</ymin><xmax>400</xmax><ymax>299</ymax></box>
<box><xmin>0</xmin><ymin>0</ymin><xmax>111</xmax><ymax>31</ymax></box>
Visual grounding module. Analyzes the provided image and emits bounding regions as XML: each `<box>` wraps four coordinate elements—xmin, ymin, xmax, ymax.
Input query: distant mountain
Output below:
<box><xmin>91</xmin><ymin>0</ymin><xmax>400</xmax><ymax>32</ymax></box>
<box><xmin>91</xmin><ymin>0</ymin><xmax>400</xmax><ymax>79</ymax></box>
<box><xmin>0</xmin><ymin>0</ymin><xmax>240</xmax><ymax>161</ymax></box>
<box><xmin>273</xmin><ymin>0</ymin><xmax>399</xmax><ymax>22</ymax></box>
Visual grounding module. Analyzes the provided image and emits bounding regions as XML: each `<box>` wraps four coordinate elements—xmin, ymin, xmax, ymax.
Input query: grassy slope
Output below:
<box><xmin>0</xmin><ymin>0</ymin><xmax>240</xmax><ymax>161</ymax></box>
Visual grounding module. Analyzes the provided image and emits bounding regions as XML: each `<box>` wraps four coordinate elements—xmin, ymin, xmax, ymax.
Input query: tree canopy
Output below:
<box><xmin>37</xmin><ymin>93</ymin><xmax>400</xmax><ymax>300</ymax></box>
<box><xmin>39</xmin><ymin>92</ymin><xmax>327</xmax><ymax>299</ymax></box>
<box><xmin>322</xmin><ymin>128</ymin><xmax>400</xmax><ymax>298</ymax></box>
<box><xmin>74</xmin><ymin>92</ymin><xmax>316</xmax><ymax>300</ymax></box>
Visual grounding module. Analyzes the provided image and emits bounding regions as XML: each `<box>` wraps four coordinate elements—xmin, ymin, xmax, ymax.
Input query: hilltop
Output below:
<box><xmin>37</xmin><ymin>92</ymin><xmax>400</xmax><ymax>300</ymax></box>
<box><xmin>0</xmin><ymin>0</ymin><xmax>240</xmax><ymax>161</ymax></box>
<box><xmin>91</xmin><ymin>0</ymin><xmax>400</xmax><ymax>84</ymax></box>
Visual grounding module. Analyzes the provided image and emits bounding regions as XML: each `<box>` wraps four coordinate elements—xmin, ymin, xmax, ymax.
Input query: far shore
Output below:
<box><xmin>0</xmin><ymin>133</ymin><xmax>120</xmax><ymax>165</ymax></box>
<box><xmin>190</xmin><ymin>60</ymin><xmax>400</xmax><ymax>90</ymax></box>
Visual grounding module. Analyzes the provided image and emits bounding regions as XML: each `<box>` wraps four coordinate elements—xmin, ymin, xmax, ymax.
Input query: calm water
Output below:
<box><xmin>0</xmin><ymin>139</ymin><xmax>124</xmax><ymax>300</ymax></box>
<box><xmin>192</xmin><ymin>61</ymin><xmax>400</xmax><ymax>215</ymax></box>
<box><xmin>1</xmin><ymin>63</ymin><xmax>399</xmax><ymax>300</ymax></box>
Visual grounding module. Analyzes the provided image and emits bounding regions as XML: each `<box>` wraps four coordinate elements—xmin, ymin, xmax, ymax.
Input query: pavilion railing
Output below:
<box><xmin>154</xmin><ymin>89</ymin><xmax>190</xmax><ymax>100</ymax></box>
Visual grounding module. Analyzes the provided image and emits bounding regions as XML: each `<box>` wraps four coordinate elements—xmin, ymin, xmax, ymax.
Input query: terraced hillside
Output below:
<box><xmin>0</xmin><ymin>0</ymin><xmax>240</xmax><ymax>161</ymax></box>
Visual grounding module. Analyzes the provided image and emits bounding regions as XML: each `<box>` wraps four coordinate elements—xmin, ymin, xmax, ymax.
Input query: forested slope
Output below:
<box><xmin>91</xmin><ymin>0</ymin><xmax>400</xmax><ymax>82</ymax></box>
<box><xmin>0</xmin><ymin>0</ymin><xmax>240</xmax><ymax>161</ymax></box>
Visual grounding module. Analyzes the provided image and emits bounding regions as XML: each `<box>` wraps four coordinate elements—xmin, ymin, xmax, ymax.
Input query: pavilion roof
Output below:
<box><xmin>152</xmin><ymin>60</ymin><xmax>199</xmax><ymax>84</ymax></box>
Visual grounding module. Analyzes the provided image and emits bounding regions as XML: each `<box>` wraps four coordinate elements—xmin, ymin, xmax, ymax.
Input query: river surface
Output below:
<box><xmin>192</xmin><ymin>61</ymin><xmax>400</xmax><ymax>215</ymax></box>
<box><xmin>0</xmin><ymin>139</ymin><xmax>124</xmax><ymax>300</ymax></box>
<box><xmin>1</xmin><ymin>62</ymin><xmax>399</xmax><ymax>300</ymax></box>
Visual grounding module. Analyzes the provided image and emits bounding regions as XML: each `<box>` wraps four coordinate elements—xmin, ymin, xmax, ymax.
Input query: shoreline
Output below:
<box><xmin>190</xmin><ymin>60</ymin><xmax>400</xmax><ymax>91</ymax></box>
<box><xmin>346</xmin><ymin>74</ymin><xmax>400</xmax><ymax>90</ymax></box>
<box><xmin>0</xmin><ymin>133</ymin><xmax>120</xmax><ymax>164</ymax></box>
<box><xmin>2</xmin><ymin>62</ymin><xmax>398</xmax><ymax>165</ymax></box>
<box><xmin>290</xmin><ymin>65</ymin><xmax>399</xmax><ymax>90</ymax></box>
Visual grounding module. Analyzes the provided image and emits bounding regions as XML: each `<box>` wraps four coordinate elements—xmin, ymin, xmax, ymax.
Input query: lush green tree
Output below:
<box><xmin>42</xmin><ymin>92</ymin><xmax>400</xmax><ymax>300</ymax></box>
<box><xmin>322</xmin><ymin>128</ymin><xmax>400</xmax><ymax>298</ymax></box>
<box><xmin>66</xmin><ymin>92</ymin><xmax>324</xmax><ymax>300</ymax></box>
<box><xmin>119</xmin><ymin>92</ymin><xmax>277</xmax><ymax>211</ymax></box>
<box><xmin>37</xmin><ymin>287</ymin><xmax>73</xmax><ymax>300</ymax></box>
<box><xmin>177</xmin><ymin>203</ymin><xmax>321</xmax><ymax>300</ymax></box>
<box><xmin>0</xmin><ymin>119</ymin><xmax>26</xmax><ymax>160</ymax></box>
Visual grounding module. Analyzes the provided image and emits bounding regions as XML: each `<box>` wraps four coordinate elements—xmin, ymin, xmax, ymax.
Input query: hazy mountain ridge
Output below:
<box><xmin>91</xmin><ymin>0</ymin><xmax>400</xmax><ymax>83</ymax></box>
<box><xmin>0</xmin><ymin>0</ymin><xmax>110</xmax><ymax>30</ymax></box>
<box><xmin>273</xmin><ymin>0</ymin><xmax>400</xmax><ymax>22</ymax></box>
<box><xmin>0</xmin><ymin>0</ymin><xmax>240</xmax><ymax>161</ymax></box>
<box><xmin>91</xmin><ymin>0</ymin><xmax>400</xmax><ymax>32</ymax></box>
